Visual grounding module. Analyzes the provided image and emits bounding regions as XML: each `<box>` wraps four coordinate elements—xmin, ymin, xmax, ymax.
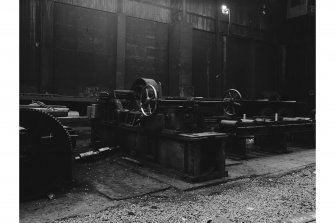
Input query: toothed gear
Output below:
<box><xmin>20</xmin><ymin>108</ymin><xmax>73</xmax><ymax>200</ymax></box>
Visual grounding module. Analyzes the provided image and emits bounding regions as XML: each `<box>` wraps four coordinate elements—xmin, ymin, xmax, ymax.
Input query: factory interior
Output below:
<box><xmin>6</xmin><ymin>0</ymin><xmax>324</xmax><ymax>222</ymax></box>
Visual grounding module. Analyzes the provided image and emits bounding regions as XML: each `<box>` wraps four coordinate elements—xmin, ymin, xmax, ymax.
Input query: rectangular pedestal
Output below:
<box><xmin>117</xmin><ymin>128</ymin><xmax>228</xmax><ymax>181</ymax></box>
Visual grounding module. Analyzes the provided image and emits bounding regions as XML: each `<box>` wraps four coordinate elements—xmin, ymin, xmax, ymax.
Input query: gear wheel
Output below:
<box><xmin>20</xmin><ymin>108</ymin><xmax>73</xmax><ymax>200</ymax></box>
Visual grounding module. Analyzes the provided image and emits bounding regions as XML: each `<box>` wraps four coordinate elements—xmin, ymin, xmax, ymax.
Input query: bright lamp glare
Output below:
<box><xmin>221</xmin><ymin>5</ymin><xmax>229</xmax><ymax>14</ymax></box>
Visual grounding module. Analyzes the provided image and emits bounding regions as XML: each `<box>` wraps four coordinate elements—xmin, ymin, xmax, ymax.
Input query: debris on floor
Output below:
<box><xmin>20</xmin><ymin>150</ymin><xmax>315</xmax><ymax>223</ymax></box>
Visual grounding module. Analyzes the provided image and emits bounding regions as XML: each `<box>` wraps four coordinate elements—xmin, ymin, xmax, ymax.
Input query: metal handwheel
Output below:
<box><xmin>223</xmin><ymin>89</ymin><xmax>242</xmax><ymax>116</ymax></box>
<box><xmin>139</xmin><ymin>84</ymin><xmax>158</xmax><ymax>117</ymax></box>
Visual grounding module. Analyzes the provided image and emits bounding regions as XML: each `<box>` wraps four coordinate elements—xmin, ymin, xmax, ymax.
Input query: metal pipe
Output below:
<box><xmin>228</xmin><ymin>10</ymin><xmax>231</xmax><ymax>35</ymax></box>
<box><xmin>182</xmin><ymin>0</ymin><xmax>187</xmax><ymax>22</ymax></box>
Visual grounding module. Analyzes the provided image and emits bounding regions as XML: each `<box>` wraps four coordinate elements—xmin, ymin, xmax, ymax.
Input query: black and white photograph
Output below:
<box><xmin>1</xmin><ymin>0</ymin><xmax>326</xmax><ymax>222</ymax></box>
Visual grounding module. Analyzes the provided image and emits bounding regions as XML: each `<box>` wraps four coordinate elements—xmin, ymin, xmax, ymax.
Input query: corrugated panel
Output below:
<box><xmin>230</xmin><ymin>4</ymin><xmax>249</xmax><ymax>26</ymax></box>
<box><xmin>55</xmin><ymin>0</ymin><xmax>117</xmax><ymax>12</ymax></box>
<box><xmin>186</xmin><ymin>0</ymin><xmax>215</xmax><ymax>18</ymax></box>
<box><xmin>231</xmin><ymin>24</ymin><xmax>250</xmax><ymax>37</ymax></box>
<box><xmin>287</xmin><ymin>0</ymin><xmax>308</xmax><ymax>18</ymax></box>
<box><xmin>186</xmin><ymin>13</ymin><xmax>215</xmax><ymax>32</ymax></box>
<box><xmin>175</xmin><ymin>0</ymin><xmax>216</xmax><ymax>32</ymax></box>
<box><xmin>123</xmin><ymin>0</ymin><xmax>171</xmax><ymax>23</ymax></box>
<box><xmin>217</xmin><ymin>0</ymin><xmax>269</xmax><ymax>37</ymax></box>
<box><xmin>145</xmin><ymin>0</ymin><xmax>170</xmax><ymax>7</ymax></box>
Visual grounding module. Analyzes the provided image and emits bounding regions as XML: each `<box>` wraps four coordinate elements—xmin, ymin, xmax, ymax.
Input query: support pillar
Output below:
<box><xmin>214</xmin><ymin>0</ymin><xmax>223</xmax><ymax>97</ymax></box>
<box><xmin>250</xmin><ymin>40</ymin><xmax>256</xmax><ymax>99</ymax></box>
<box><xmin>280</xmin><ymin>44</ymin><xmax>287</xmax><ymax>93</ymax></box>
<box><xmin>115</xmin><ymin>0</ymin><xmax>126</xmax><ymax>89</ymax></box>
<box><xmin>222</xmin><ymin>36</ymin><xmax>228</xmax><ymax>94</ymax></box>
<box><xmin>217</xmin><ymin>139</ymin><xmax>227</xmax><ymax>177</ymax></box>
<box><xmin>168</xmin><ymin>21</ymin><xmax>193</xmax><ymax>96</ymax></box>
<box><xmin>40</xmin><ymin>0</ymin><xmax>54</xmax><ymax>93</ymax></box>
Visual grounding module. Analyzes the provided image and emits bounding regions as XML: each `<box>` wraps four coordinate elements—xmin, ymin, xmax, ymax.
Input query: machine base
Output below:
<box><xmin>117</xmin><ymin>126</ymin><xmax>229</xmax><ymax>182</ymax></box>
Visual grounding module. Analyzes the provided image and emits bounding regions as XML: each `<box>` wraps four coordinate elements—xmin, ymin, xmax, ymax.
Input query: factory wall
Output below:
<box><xmin>253</xmin><ymin>41</ymin><xmax>280</xmax><ymax>97</ymax></box>
<box><xmin>192</xmin><ymin>30</ymin><xmax>217</xmax><ymax>98</ymax></box>
<box><xmin>20</xmin><ymin>0</ymin><xmax>40</xmax><ymax>93</ymax></box>
<box><xmin>125</xmin><ymin>17</ymin><xmax>169</xmax><ymax>95</ymax></box>
<box><xmin>284</xmin><ymin>15</ymin><xmax>315</xmax><ymax>102</ymax></box>
<box><xmin>226</xmin><ymin>37</ymin><xmax>253</xmax><ymax>97</ymax></box>
<box><xmin>53</xmin><ymin>2</ymin><xmax>117</xmax><ymax>96</ymax></box>
<box><xmin>19</xmin><ymin>0</ymin><xmax>313</xmax><ymax>101</ymax></box>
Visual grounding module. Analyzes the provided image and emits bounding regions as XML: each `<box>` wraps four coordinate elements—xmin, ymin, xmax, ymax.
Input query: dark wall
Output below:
<box><xmin>284</xmin><ymin>15</ymin><xmax>315</xmax><ymax>102</ymax></box>
<box><xmin>125</xmin><ymin>17</ymin><xmax>169</xmax><ymax>95</ymax></box>
<box><xmin>20</xmin><ymin>0</ymin><xmax>39</xmax><ymax>93</ymax></box>
<box><xmin>286</xmin><ymin>43</ymin><xmax>315</xmax><ymax>101</ymax></box>
<box><xmin>253</xmin><ymin>41</ymin><xmax>280</xmax><ymax>96</ymax></box>
<box><xmin>226</xmin><ymin>37</ymin><xmax>252</xmax><ymax>98</ymax></box>
<box><xmin>224</xmin><ymin>38</ymin><xmax>280</xmax><ymax>100</ymax></box>
<box><xmin>192</xmin><ymin>30</ymin><xmax>217</xmax><ymax>98</ymax></box>
<box><xmin>53</xmin><ymin>3</ymin><xmax>117</xmax><ymax>96</ymax></box>
<box><xmin>20</xmin><ymin>0</ymin><xmax>314</xmax><ymax>101</ymax></box>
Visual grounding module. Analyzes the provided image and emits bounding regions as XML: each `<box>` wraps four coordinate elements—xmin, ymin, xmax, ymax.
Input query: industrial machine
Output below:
<box><xmin>90</xmin><ymin>78</ymin><xmax>314</xmax><ymax>182</ymax></box>
<box><xmin>18</xmin><ymin>77</ymin><xmax>314</xmax><ymax>202</ymax></box>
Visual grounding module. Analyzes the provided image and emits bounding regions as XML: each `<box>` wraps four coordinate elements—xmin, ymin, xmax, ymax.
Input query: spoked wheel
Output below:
<box><xmin>20</xmin><ymin>108</ymin><xmax>73</xmax><ymax>201</ymax></box>
<box><xmin>139</xmin><ymin>84</ymin><xmax>158</xmax><ymax>117</ymax></box>
<box><xmin>222</xmin><ymin>89</ymin><xmax>242</xmax><ymax>116</ymax></box>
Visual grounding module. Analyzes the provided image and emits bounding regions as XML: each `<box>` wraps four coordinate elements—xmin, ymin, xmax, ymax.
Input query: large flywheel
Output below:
<box><xmin>131</xmin><ymin>78</ymin><xmax>160</xmax><ymax>117</ymax></box>
<box><xmin>222</xmin><ymin>89</ymin><xmax>242</xmax><ymax>116</ymax></box>
<box><xmin>139</xmin><ymin>84</ymin><xmax>158</xmax><ymax>117</ymax></box>
<box><xmin>20</xmin><ymin>108</ymin><xmax>73</xmax><ymax>200</ymax></box>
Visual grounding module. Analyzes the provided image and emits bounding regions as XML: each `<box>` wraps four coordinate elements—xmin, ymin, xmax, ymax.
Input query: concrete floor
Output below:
<box><xmin>20</xmin><ymin>146</ymin><xmax>315</xmax><ymax>223</ymax></box>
